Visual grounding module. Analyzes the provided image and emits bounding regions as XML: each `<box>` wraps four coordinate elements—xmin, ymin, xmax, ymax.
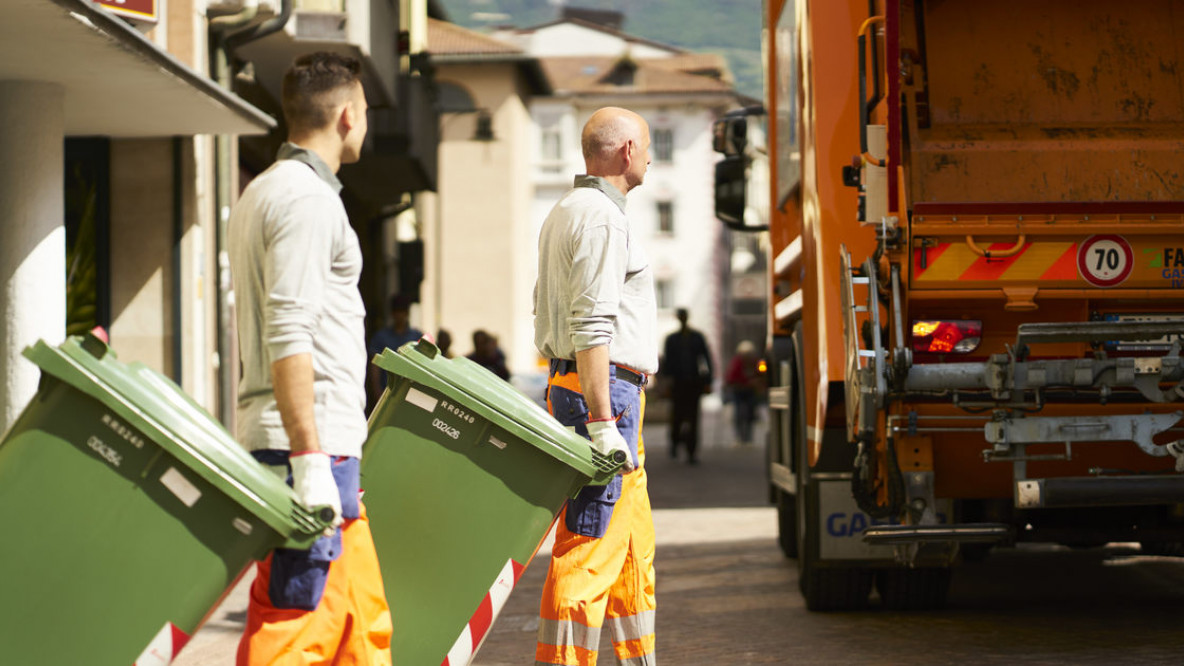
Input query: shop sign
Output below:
<box><xmin>96</xmin><ymin>0</ymin><xmax>158</xmax><ymax>23</ymax></box>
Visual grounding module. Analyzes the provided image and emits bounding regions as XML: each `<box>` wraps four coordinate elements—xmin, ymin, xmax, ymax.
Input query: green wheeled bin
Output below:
<box><xmin>362</xmin><ymin>339</ymin><xmax>623</xmax><ymax>665</ymax></box>
<box><xmin>0</xmin><ymin>333</ymin><xmax>330</xmax><ymax>666</ymax></box>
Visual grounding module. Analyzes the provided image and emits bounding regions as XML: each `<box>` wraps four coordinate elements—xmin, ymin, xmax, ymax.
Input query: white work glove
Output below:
<box><xmin>586</xmin><ymin>419</ymin><xmax>636</xmax><ymax>474</ymax></box>
<box><xmin>290</xmin><ymin>452</ymin><xmax>344</xmax><ymax>537</ymax></box>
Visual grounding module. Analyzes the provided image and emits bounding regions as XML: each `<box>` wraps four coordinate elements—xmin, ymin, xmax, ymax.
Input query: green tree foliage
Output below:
<box><xmin>65</xmin><ymin>162</ymin><xmax>99</xmax><ymax>337</ymax></box>
<box><xmin>440</xmin><ymin>0</ymin><xmax>763</xmax><ymax>99</ymax></box>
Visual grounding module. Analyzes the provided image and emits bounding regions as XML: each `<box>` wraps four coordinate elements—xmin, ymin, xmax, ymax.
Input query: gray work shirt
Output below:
<box><xmin>228</xmin><ymin>142</ymin><xmax>368</xmax><ymax>457</ymax></box>
<box><xmin>534</xmin><ymin>175</ymin><xmax>659</xmax><ymax>375</ymax></box>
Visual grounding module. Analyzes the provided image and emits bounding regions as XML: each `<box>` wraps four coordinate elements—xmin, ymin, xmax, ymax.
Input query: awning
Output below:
<box><xmin>0</xmin><ymin>0</ymin><xmax>275</xmax><ymax>137</ymax></box>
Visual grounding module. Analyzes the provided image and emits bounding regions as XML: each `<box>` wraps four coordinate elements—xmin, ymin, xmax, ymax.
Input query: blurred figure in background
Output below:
<box><xmin>366</xmin><ymin>294</ymin><xmax>422</xmax><ymax>404</ymax></box>
<box><xmin>467</xmin><ymin>329</ymin><xmax>510</xmax><ymax>380</ymax></box>
<box><xmin>725</xmin><ymin>340</ymin><xmax>765</xmax><ymax>446</ymax></box>
<box><xmin>435</xmin><ymin>328</ymin><xmax>454</xmax><ymax>358</ymax></box>
<box><xmin>661</xmin><ymin>307</ymin><xmax>713</xmax><ymax>465</ymax></box>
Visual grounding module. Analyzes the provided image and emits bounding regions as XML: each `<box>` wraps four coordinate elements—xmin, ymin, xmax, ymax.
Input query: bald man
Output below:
<box><xmin>533</xmin><ymin>107</ymin><xmax>658</xmax><ymax>665</ymax></box>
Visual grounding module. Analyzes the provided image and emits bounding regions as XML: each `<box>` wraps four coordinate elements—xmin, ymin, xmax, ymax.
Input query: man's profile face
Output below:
<box><xmin>341</xmin><ymin>81</ymin><xmax>369</xmax><ymax>165</ymax></box>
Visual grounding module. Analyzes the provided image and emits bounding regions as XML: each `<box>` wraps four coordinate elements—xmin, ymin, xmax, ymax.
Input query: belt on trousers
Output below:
<box><xmin>549</xmin><ymin>359</ymin><xmax>648</xmax><ymax>388</ymax></box>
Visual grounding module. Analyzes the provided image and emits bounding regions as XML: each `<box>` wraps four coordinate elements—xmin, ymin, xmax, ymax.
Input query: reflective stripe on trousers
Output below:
<box><xmin>537</xmin><ymin>369</ymin><xmax>657</xmax><ymax>665</ymax></box>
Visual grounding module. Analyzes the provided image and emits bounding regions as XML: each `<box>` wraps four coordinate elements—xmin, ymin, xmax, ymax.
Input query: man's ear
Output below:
<box><xmin>622</xmin><ymin>139</ymin><xmax>635</xmax><ymax>168</ymax></box>
<box><xmin>339</xmin><ymin>101</ymin><xmax>357</xmax><ymax>132</ymax></box>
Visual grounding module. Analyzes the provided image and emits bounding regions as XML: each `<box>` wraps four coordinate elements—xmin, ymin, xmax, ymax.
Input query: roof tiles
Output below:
<box><xmin>427</xmin><ymin>18</ymin><xmax>522</xmax><ymax>56</ymax></box>
<box><xmin>539</xmin><ymin>55</ymin><xmax>734</xmax><ymax>96</ymax></box>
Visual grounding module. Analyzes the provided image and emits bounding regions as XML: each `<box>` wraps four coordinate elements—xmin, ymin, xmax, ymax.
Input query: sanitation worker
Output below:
<box><xmin>227</xmin><ymin>51</ymin><xmax>392</xmax><ymax>664</ymax></box>
<box><xmin>533</xmin><ymin>107</ymin><xmax>658</xmax><ymax>665</ymax></box>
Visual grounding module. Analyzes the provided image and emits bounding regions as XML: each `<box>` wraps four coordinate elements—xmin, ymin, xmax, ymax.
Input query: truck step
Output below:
<box><xmin>862</xmin><ymin>523</ymin><xmax>1012</xmax><ymax>546</ymax></box>
<box><xmin>1015</xmin><ymin>320</ymin><xmax>1184</xmax><ymax>355</ymax></box>
<box><xmin>1016</xmin><ymin>475</ymin><xmax>1184</xmax><ymax>508</ymax></box>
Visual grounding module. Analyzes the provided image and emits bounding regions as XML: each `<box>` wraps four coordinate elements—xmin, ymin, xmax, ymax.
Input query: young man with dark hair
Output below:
<box><xmin>228</xmin><ymin>51</ymin><xmax>392</xmax><ymax>664</ymax></box>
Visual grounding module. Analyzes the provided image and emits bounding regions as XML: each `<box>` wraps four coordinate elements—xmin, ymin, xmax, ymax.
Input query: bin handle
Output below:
<box><xmin>282</xmin><ymin>503</ymin><xmax>339</xmax><ymax>548</ymax></box>
<box><xmin>966</xmin><ymin>234</ymin><xmax>1026</xmax><ymax>259</ymax></box>
<box><xmin>414</xmin><ymin>337</ymin><xmax>440</xmax><ymax>359</ymax></box>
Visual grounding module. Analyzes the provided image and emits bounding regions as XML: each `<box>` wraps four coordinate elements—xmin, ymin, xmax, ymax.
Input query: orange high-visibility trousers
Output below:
<box><xmin>237</xmin><ymin>502</ymin><xmax>393</xmax><ymax>666</ymax></box>
<box><xmin>537</xmin><ymin>370</ymin><xmax>657</xmax><ymax>666</ymax></box>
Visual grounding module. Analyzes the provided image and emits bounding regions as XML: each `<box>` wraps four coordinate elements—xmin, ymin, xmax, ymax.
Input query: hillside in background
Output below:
<box><xmin>437</xmin><ymin>0</ymin><xmax>763</xmax><ymax>100</ymax></box>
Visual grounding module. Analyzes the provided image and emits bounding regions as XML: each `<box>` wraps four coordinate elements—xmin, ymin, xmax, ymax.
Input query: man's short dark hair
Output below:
<box><xmin>281</xmin><ymin>52</ymin><xmax>362</xmax><ymax>134</ymax></box>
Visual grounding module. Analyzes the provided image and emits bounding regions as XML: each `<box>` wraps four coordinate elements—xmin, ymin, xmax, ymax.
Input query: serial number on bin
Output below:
<box><xmin>439</xmin><ymin>400</ymin><xmax>476</xmax><ymax>424</ymax></box>
<box><xmin>433</xmin><ymin>418</ymin><xmax>461</xmax><ymax>440</ymax></box>
<box><xmin>87</xmin><ymin>435</ymin><xmax>122</xmax><ymax>467</ymax></box>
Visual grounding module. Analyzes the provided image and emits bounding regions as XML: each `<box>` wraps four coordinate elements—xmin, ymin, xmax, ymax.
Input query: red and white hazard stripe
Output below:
<box><xmin>442</xmin><ymin>558</ymin><xmax>525</xmax><ymax>666</ymax></box>
<box><xmin>134</xmin><ymin>622</ymin><xmax>191</xmax><ymax>666</ymax></box>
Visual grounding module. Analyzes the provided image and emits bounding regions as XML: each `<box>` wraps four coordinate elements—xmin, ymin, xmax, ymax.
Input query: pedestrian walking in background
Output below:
<box><xmin>533</xmin><ymin>106</ymin><xmax>659</xmax><ymax>666</ymax></box>
<box><xmin>662</xmin><ymin>307</ymin><xmax>713</xmax><ymax>465</ymax></box>
<box><xmin>725</xmin><ymin>340</ymin><xmax>765</xmax><ymax>446</ymax></box>
<box><xmin>435</xmin><ymin>328</ymin><xmax>454</xmax><ymax>358</ymax></box>
<box><xmin>467</xmin><ymin>329</ymin><xmax>511</xmax><ymax>380</ymax></box>
<box><xmin>227</xmin><ymin>52</ymin><xmax>392</xmax><ymax>664</ymax></box>
<box><xmin>367</xmin><ymin>293</ymin><xmax>422</xmax><ymax>402</ymax></box>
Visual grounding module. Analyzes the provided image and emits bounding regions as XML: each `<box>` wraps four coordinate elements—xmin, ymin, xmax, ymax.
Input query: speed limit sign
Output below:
<box><xmin>1077</xmin><ymin>235</ymin><xmax>1133</xmax><ymax>287</ymax></box>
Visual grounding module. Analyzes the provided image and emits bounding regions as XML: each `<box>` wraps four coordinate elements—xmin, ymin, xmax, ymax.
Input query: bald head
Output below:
<box><xmin>581</xmin><ymin>107</ymin><xmax>651</xmax><ymax>193</ymax></box>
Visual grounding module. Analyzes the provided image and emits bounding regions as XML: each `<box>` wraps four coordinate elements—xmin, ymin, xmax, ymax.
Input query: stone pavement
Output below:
<box><xmin>173</xmin><ymin>402</ymin><xmax>772</xmax><ymax>665</ymax></box>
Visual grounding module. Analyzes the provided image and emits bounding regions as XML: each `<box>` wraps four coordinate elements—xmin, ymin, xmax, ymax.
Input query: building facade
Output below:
<box><xmin>0</xmin><ymin>0</ymin><xmax>441</xmax><ymax>433</ymax></box>
<box><xmin>411</xmin><ymin>11</ymin><xmax>743</xmax><ymax>403</ymax></box>
<box><xmin>508</xmin><ymin>14</ymin><xmax>741</xmax><ymax>391</ymax></box>
<box><xmin>417</xmin><ymin>19</ymin><xmax>548</xmax><ymax>377</ymax></box>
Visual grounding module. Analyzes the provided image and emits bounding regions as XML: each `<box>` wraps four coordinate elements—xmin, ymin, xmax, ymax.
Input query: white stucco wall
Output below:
<box><xmin>426</xmin><ymin>63</ymin><xmax>538</xmax><ymax>376</ymax></box>
<box><xmin>109</xmin><ymin>139</ymin><xmax>175</xmax><ymax>374</ymax></box>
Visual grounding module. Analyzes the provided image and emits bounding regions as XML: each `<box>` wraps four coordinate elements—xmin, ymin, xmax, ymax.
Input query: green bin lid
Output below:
<box><xmin>22</xmin><ymin>333</ymin><xmax>327</xmax><ymax>545</ymax></box>
<box><xmin>372</xmin><ymin>339</ymin><xmax>619</xmax><ymax>483</ymax></box>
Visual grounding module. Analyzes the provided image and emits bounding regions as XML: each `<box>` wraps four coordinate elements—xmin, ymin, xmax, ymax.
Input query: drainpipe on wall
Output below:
<box><xmin>224</xmin><ymin>0</ymin><xmax>293</xmax><ymax>51</ymax></box>
<box><xmin>208</xmin><ymin>0</ymin><xmax>292</xmax><ymax>427</ymax></box>
<box><xmin>172</xmin><ymin>136</ymin><xmax>183</xmax><ymax>386</ymax></box>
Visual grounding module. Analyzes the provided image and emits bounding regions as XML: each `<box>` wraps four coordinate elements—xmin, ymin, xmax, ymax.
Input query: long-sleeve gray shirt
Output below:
<box><xmin>228</xmin><ymin>143</ymin><xmax>368</xmax><ymax>457</ymax></box>
<box><xmin>534</xmin><ymin>175</ymin><xmax>659</xmax><ymax>375</ymax></box>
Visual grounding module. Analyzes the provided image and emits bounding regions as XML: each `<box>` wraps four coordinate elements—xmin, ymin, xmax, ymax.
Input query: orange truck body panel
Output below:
<box><xmin>766</xmin><ymin>0</ymin><xmax>1184</xmax><ymax>495</ymax></box>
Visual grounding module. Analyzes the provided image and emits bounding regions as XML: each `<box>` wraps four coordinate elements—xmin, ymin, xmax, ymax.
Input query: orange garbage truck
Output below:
<box><xmin>714</xmin><ymin>0</ymin><xmax>1184</xmax><ymax>610</ymax></box>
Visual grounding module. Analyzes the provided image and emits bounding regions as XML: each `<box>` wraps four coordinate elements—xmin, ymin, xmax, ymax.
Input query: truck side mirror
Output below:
<box><xmin>714</xmin><ymin>156</ymin><xmax>749</xmax><ymax>230</ymax></box>
<box><xmin>712</xmin><ymin>116</ymin><xmax>748</xmax><ymax>156</ymax></box>
<box><xmin>713</xmin><ymin>106</ymin><xmax>768</xmax><ymax>232</ymax></box>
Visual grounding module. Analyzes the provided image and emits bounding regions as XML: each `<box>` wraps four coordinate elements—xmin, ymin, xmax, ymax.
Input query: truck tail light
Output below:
<box><xmin>912</xmin><ymin>320</ymin><xmax>982</xmax><ymax>354</ymax></box>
